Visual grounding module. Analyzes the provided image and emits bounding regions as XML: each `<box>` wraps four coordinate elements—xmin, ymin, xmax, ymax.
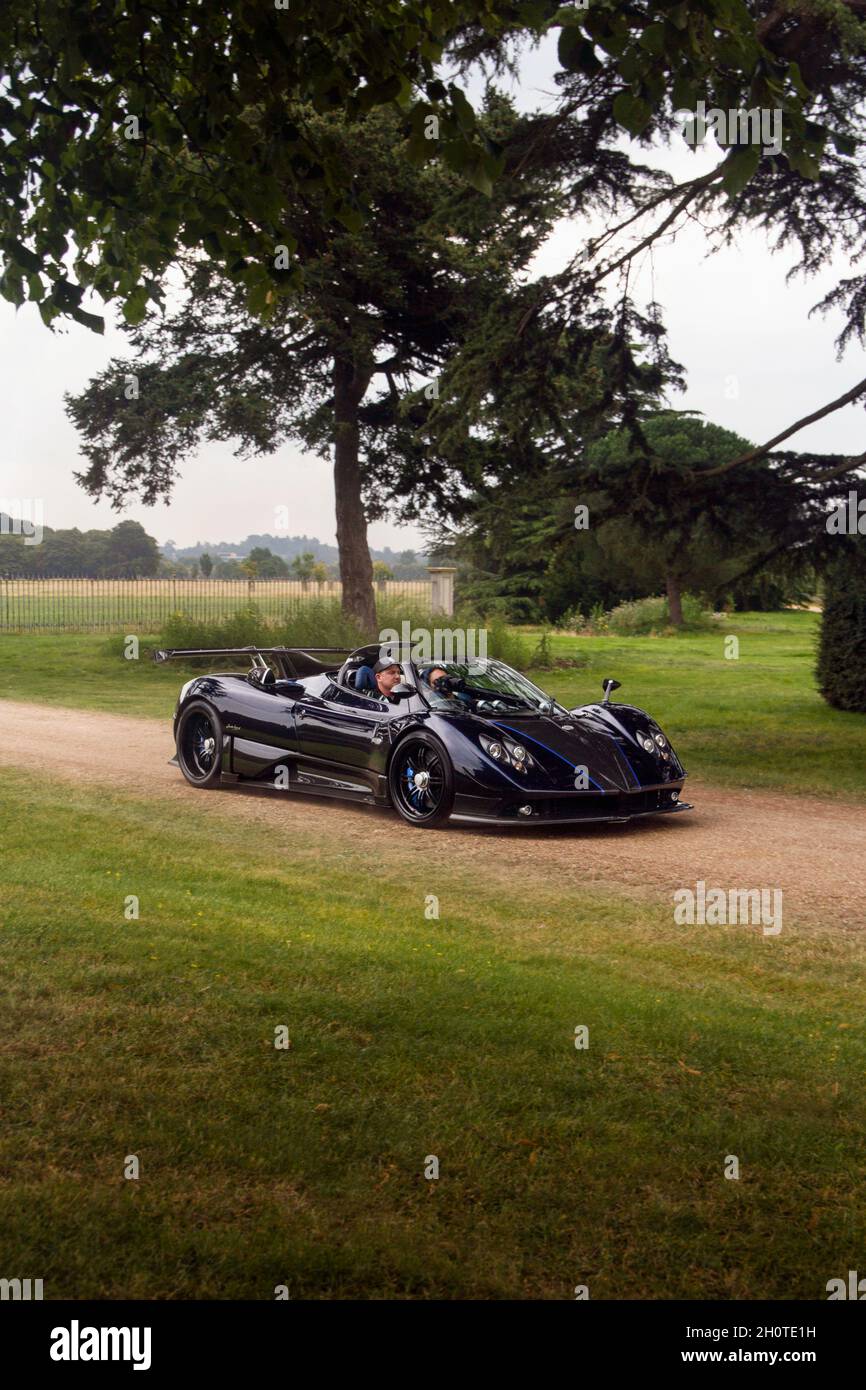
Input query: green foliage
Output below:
<box><xmin>483</xmin><ymin>615</ymin><xmax>531</xmax><ymax>669</ymax></box>
<box><xmin>160</xmin><ymin>602</ymin><xmax>365</xmax><ymax>654</ymax></box>
<box><xmin>553</xmin><ymin>606</ymin><xmax>586</xmax><ymax>632</ymax></box>
<box><xmin>816</xmin><ymin>538</ymin><xmax>866</xmax><ymax>712</ymax></box>
<box><xmin>605</xmin><ymin>593</ymin><xmax>716</xmax><ymax>636</ymax></box>
<box><xmin>3</xmin><ymin>2</ymin><xmax>860</xmax><ymax>327</ymax></box>
<box><xmin>447</xmin><ymin>409</ymin><xmax>830</xmax><ymax>625</ymax></box>
<box><xmin>0</xmin><ymin>1</ymin><xmax>512</xmax><ymax>323</ymax></box>
<box><xmin>213</xmin><ymin>559</ymin><xmax>244</xmax><ymax>579</ymax></box>
<box><xmin>158</xmin><ymin>598</ymin><xmax>446</xmax><ymax>655</ymax></box>
<box><xmin>0</xmin><ymin>518</ymin><xmax>160</xmax><ymax>577</ymax></box>
<box><xmin>64</xmin><ymin>97</ymin><xmax>571</xmax><ymax>625</ymax></box>
<box><xmin>242</xmin><ymin>547</ymin><xmax>289</xmax><ymax>578</ymax></box>
<box><xmin>526</xmin><ymin>627</ymin><xmax>587</xmax><ymax>669</ymax></box>
<box><xmin>290</xmin><ymin>552</ymin><xmax>319</xmax><ymax>581</ymax></box>
<box><xmin>727</xmin><ymin>565</ymin><xmax>817</xmax><ymax>612</ymax></box>
<box><xmin>588</xmin><ymin>602</ymin><xmax>610</xmax><ymax>635</ymax></box>
<box><xmin>579</xmin><ymin>411</ymin><xmax>797</xmax><ymax>607</ymax></box>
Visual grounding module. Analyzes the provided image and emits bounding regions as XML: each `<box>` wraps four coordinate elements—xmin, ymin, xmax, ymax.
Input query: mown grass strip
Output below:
<box><xmin>1</xmin><ymin>772</ymin><xmax>863</xmax><ymax>1299</ymax></box>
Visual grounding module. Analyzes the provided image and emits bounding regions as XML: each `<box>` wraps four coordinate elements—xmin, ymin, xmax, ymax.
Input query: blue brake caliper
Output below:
<box><xmin>404</xmin><ymin>761</ymin><xmax>420</xmax><ymax>806</ymax></box>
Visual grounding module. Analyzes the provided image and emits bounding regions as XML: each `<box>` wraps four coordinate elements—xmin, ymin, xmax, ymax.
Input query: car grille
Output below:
<box><xmin>508</xmin><ymin>789</ymin><xmax>678</xmax><ymax>820</ymax></box>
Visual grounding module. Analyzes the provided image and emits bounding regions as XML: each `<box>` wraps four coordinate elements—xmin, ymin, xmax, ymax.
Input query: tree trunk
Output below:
<box><xmin>333</xmin><ymin>356</ymin><xmax>376</xmax><ymax>633</ymax></box>
<box><xmin>666</xmin><ymin>571</ymin><xmax>683</xmax><ymax>627</ymax></box>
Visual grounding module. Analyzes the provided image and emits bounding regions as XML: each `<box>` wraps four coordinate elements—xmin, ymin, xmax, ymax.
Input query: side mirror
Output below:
<box><xmin>389</xmin><ymin>683</ymin><xmax>415</xmax><ymax>701</ymax></box>
<box><xmin>602</xmin><ymin>678</ymin><xmax>621</xmax><ymax>703</ymax></box>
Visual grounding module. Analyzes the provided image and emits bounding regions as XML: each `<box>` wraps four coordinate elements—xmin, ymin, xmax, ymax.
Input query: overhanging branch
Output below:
<box><xmin>700</xmin><ymin>374</ymin><xmax>866</xmax><ymax>478</ymax></box>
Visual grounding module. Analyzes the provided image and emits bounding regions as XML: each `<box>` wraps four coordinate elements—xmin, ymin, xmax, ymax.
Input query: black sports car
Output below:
<box><xmin>154</xmin><ymin>643</ymin><xmax>693</xmax><ymax>829</ymax></box>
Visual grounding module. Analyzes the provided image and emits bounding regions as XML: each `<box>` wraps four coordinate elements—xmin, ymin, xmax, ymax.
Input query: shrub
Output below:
<box><xmin>154</xmin><ymin>601</ymin><xmax>538</xmax><ymax>669</ymax></box>
<box><xmin>605</xmin><ymin>593</ymin><xmax>716</xmax><ymax>636</ymax></box>
<box><xmin>452</xmin><ymin>607</ymin><xmax>530</xmax><ymax>669</ymax></box>
<box><xmin>529</xmin><ymin>630</ymin><xmax>554</xmax><ymax>668</ymax></box>
<box><xmin>553</xmin><ymin>607</ymin><xmax>587</xmax><ymax>633</ymax></box>
<box><xmin>587</xmin><ymin>602</ymin><xmax>610</xmax><ymax>635</ymax></box>
<box><xmin>481</xmin><ymin>614</ymin><xmax>531</xmax><ymax>669</ymax></box>
<box><xmin>816</xmin><ymin>539</ymin><xmax>866</xmax><ymax>712</ymax></box>
<box><xmin>527</xmin><ymin>628</ymin><xmax>588</xmax><ymax>671</ymax></box>
<box><xmin>606</xmin><ymin>596</ymin><xmax>668</xmax><ymax>635</ymax></box>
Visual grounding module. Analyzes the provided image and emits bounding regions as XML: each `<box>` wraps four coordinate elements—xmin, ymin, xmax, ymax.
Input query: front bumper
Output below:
<box><xmin>451</xmin><ymin>785</ymin><xmax>692</xmax><ymax>826</ymax></box>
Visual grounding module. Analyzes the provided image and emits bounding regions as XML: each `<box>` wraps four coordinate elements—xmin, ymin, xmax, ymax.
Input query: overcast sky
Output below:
<box><xmin>1</xmin><ymin>32</ymin><xmax>862</xmax><ymax>551</ymax></box>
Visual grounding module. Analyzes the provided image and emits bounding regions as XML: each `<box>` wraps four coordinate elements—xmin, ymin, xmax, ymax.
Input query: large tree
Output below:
<box><xmin>440</xmin><ymin>409</ymin><xmax>863</xmax><ymax>623</ymax></box>
<box><xmin>5</xmin><ymin>3</ymin><xmax>866</xmax><ymax>641</ymax></box>
<box><xmin>65</xmin><ymin>98</ymin><xmax>577</xmax><ymax>627</ymax></box>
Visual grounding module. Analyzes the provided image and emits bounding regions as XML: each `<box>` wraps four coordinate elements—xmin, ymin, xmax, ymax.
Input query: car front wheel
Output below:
<box><xmin>388</xmin><ymin>734</ymin><xmax>455</xmax><ymax>828</ymax></box>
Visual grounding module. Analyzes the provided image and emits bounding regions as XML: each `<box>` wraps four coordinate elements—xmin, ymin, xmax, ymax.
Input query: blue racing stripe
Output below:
<box><xmin>491</xmin><ymin>722</ymin><xmax>606</xmax><ymax>791</ymax></box>
<box><xmin>612</xmin><ymin>738</ymin><xmax>642</xmax><ymax>788</ymax></box>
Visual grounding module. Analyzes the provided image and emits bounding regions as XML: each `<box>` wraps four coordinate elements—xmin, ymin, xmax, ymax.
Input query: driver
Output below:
<box><xmin>371</xmin><ymin>659</ymin><xmax>404</xmax><ymax>701</ymax></box>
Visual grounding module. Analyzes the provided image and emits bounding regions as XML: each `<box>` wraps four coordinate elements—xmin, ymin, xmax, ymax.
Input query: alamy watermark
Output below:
<box><xmin>378</xmin><ymin>621</ymin><xmax>487</xmax><ymax>665</ymax></box>
<box><xmin>827</xmin><ymin>1270</ymin><xmax>866</xmax><ymax>1299</ymax></box>
<box><xmin>826</xmin><ymin>491</ymin><xmax>866</xmax><ymax>535</ymax></box>
<box><xmin>675</xmin><ymin>100</ymin><xmax>782</xmax><ymax>157</ymax></box>
<box><xmin>0</xmin><ymin>1277</ymin><xmax>43</xmax><ymax>1300</ymax></box>
<box><xmin>0</xmin><ymin>497</ymin><xmax>43</xmax><ymax>545</ymax></box>
<box><xmin>49</xmin><ymin>1321</ymin><xmax>152</xmax><ymax>1370</ymax></box>
<box><xmin>673</xmin><ymin>879</ymin><xmax>783</xmax><ymax>936</ymax></box>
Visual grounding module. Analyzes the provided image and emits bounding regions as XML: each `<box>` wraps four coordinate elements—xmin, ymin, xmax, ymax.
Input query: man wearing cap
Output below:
<box><xmin>357</xmin><ymin>658</ymin><xmax>404</xmax><ymax>701</ymax></box>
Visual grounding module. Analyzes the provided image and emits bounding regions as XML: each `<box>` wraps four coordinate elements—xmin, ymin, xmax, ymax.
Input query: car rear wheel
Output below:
<box><xmin>389</xmin><ymin>734</ymin><xmax>454</xmax><ymax>828</ymax></box>
<box><xmin>176</xmin><ymin>701</ymin><xmax>223</xmax><ymax>788</ymax></box>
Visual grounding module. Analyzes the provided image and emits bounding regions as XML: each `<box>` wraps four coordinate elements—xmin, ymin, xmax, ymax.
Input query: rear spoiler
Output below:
<box><xmin>152</xmin><ymin>646</ymin><xmax>354</xmax><ymax>678</ymax></box>
<box><xmin>152</xmin><ymin>647</ymin><xmax>352</xmax><ymax>662</ymax></box>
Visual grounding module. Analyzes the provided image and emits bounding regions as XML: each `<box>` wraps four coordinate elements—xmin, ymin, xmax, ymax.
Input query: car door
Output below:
<box><xmin>294</xmin><ymin>681</ymin><xmax>390</xmax><ymax>771</ymax></box>
<box><xmin>225</xmin><ymin>673</ymin><xmax>302</xmax><ymax>777</ymax></box>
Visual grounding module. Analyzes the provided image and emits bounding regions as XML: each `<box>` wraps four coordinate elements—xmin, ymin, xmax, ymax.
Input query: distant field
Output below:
<box><xmin>0</xmin><ymin>577</ymin><xmax>432</xmax><ymax>632</ymax></box>
<box><xmin>0</xmin><ymin>611</ymin><xmax>863</xmax><ymax>797</ymax></box>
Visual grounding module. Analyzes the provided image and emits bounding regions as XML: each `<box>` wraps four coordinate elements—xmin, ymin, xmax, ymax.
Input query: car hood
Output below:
<box><xmin>441</xmin><ymin>706</ymin><xmax>682</xmax><ymax>791</ymax></box>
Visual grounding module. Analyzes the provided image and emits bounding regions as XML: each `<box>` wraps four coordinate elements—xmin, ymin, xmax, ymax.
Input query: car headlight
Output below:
<box><xmin>480</xmin><ymin>735</ymin><xmax>532</xmax><ymax>771</ymax></box>
<box><xmin>654</xmin><ymin>732</ymin><xmax>667</xmax><ymax>748</ymax></box>
<box><xmin>503</xmin><ymin>740</ymin><xmax>530</xmax><ymax>773</ymax></box>
<box><xmin>638</xmin><ymin>732</ymin><xmax>655</xmax><ymax>752</ymax></box>
<box><xmin>480</xmin><ymin>736</ymin><xmax>506</xmax><ymax>761</ymax></box>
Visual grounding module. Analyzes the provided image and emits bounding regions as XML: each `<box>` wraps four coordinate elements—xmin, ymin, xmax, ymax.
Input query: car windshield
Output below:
<box><xmin>417</xmin><ymin>659</ymin><xmax>565</xmax><ymax>715</ymax></box>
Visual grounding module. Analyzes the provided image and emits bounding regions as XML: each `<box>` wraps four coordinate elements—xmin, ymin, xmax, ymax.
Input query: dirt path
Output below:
<box><xmin>2</xmin><ymin>698</ymin><xmax>864</xmax><ymax>929</ymax></box>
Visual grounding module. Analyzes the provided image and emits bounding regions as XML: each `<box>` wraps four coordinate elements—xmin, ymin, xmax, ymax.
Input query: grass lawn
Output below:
<box><xmin>1</xmin><ymin>611</ymin><xmax>864</xmax><ymax>797</ymax></box>
<box><xmin>2</xmin><ymin>768</ymin><xmax>864</xmax><ymax>1299</ymax></box>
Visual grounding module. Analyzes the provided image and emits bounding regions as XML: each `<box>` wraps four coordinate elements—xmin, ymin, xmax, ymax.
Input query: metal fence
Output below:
<box><xmin>0</xmin><ymin>576</ymin><xmax>439</xmax><ymax>633</ymax></box>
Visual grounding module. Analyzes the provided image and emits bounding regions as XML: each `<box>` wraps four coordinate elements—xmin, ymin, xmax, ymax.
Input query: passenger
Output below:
<box><xmin>354</xmin><ymin>663</ymin><xmax>377</xmax><ymax>694</ymax></box>
<box><xmin>426</xmin><ymin>666</ymin><xmax>452</xmax><ymax>695</ymax></box>
<box><xmin>422</xmin><ymin>665</ymin><xmax>470</xmax><ymax>705</ymax></box>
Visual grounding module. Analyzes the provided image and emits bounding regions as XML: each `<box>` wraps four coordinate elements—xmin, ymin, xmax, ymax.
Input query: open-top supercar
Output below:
<box><xmin>154</xmin><ymin>643</ymin><xmax>693</xmax><ymax>829</ymax></box>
